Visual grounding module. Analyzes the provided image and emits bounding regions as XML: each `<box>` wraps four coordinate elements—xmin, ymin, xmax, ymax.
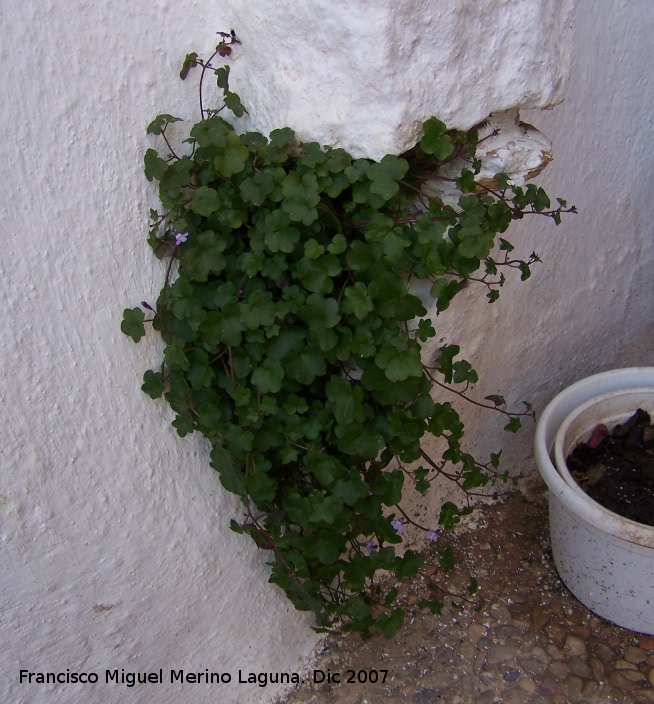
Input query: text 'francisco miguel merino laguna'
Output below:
<box><xmin>19</xmin><ymin>669</ymin><xmax>301</xmax><ymax>688</ymax></box>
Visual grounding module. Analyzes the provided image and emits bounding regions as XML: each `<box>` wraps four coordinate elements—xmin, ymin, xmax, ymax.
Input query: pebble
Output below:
<box><xmin>563</xmin><ymin>634</ymin><xmax>586</xmax><ymax>657</ymax></box>
<box><xmin>280</xmin><ymin>494</ymin><xmax>654</xmax><ymax>704</ymax></box>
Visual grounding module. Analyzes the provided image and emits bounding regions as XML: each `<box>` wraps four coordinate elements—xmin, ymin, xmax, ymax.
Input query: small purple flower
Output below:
<box><xmin>141</xmin><ymin>301</ymin><xmax>154</xmax><ymax>311</ymax></box>
<box><xmin>361</xmin><ymin>539</ymin><xmax>377</xmax><ymax>555</ymax></box>
<box><xmin>390</xmin><ymin>518</ymin><xmax>404</xmax><ymax>533</ymax></box>
<box><xmin>426</xmin><ymin>529</ymin><xmax>440</xmax><ymax>543</ymax></box>
<box><xmin>173</xmin><ymin>230</ymin><xmax>189</xmax><ymax>246</ymax></box>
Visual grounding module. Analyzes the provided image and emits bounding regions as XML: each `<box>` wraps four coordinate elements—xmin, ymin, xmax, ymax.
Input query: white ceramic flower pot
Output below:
<box><xmin>534</xmin><ymin>368</ymin><xmax>654</xmax><ymax>634</ymax></box>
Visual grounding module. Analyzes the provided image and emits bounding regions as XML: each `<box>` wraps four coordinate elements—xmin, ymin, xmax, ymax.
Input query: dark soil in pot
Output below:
<box><xmin>566</xmin><ymin>408</ymin><xmax>654</xmax><ymax>527</ymax></box>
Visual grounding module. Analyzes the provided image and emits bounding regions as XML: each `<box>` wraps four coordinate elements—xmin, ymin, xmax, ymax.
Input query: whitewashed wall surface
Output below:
<box><xmin>2</xmin><ymin>1</ymin><xmax>653</xmax><ymax>703</ymax></box>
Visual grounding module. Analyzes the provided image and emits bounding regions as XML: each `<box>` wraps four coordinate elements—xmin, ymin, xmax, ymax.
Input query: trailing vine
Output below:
<box><xmin>122</xmin><ymin>33</ymin><xmax>575</xmax><ymax>639</ymax></box>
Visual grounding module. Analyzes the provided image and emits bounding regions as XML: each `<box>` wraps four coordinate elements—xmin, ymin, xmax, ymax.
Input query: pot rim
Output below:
<box><xmin>535</xmin><ymin>367</ymin><xmax>654</xmax><ymax>548</ymax></box>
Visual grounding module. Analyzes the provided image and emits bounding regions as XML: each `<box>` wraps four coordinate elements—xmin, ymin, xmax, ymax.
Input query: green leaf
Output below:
<box><xmin>364</xmin><ymin>214</ymin><xmax>411</xmax><ymax>258</ymax></box>
<box><xmin>214</xmin><ymin>132</ymin><xmax>249</xmax><ymax>177</ymax></box>
<box><xmin>456</xmin><ymin>168</ymin><xmax>477</xmax><ymax>193</ymax></box>
<box><xmin>299</xmin><ymin>142</ymin><xmax>328</xmax><ymax>168</ymax></box>
<box><xmin>183</xmin><ymin>230</ymin><xmax>227</xmax><ymax>280</ymax></box>
<box><xmin>332</xmin><ymin>478</ymin><xmax>368</xmax><ymax>506</ymax></box>
<box><xmin>375</xmin><ymin>345</ymin><xmax>423</xmax><ymax>382</ymax></box>
<box><xmin>190</xmin><ymin>116</ymin><xmax>232</xmax><ymax>147</ymax></box>
<box><xmin>158</xmin><ymin>157</ymin><xmax>193</xmax><ymax>203</ymax></box>
<box><xmin>414</xmin><ymin>214</ymin><xmax>446</xmax><ymax>245</ymax></box>
<box><xmin>143</xmin><ymin>148</ymin><xmax>168</xmax><ymax>182</ymax></box>
<box><xmin>375</xmin><ymin>609</ymin><xmax>404</xmax><ymax>639</ymax></box>
<box><xmin>369</xmin><ymin>272</ymin><xmax>426</xmax><ymax>321</ymax></box>
<box><xmin>251</xmin><ymin>358</ymin><xmax>284</xmax><ymax>394</ymax></box>
<box><xmin>361</xmin><ymin>367</ymin><xmax>430</xmax><ymax>405</ymax></box>
<box><xmin>309</xmin><ymin>531</ymin><xmax>345</xmax><ymax>565</ymax></box>
<box><xmin>190</xmin><ymin>186</ymin><xmax>221</xmax><ymax>216</ymax></box>
<box><xmin>210</xmin><ymin>446</ymin><xmax>245</xmax><ymax>495</ymax></box>
<box><xmin>345</xmin><ymin>240</ymin><xmax>381</xmax><ymax>275</ymax></box>
<box><xmin>267</xmin><ymin>328</ymin><xmax>306</xmax><ymax>360</ymax></box>
<box><xmin>420</xmin><ymin>118</ymin><xmax>455</xmax><ymax>161</ymax></box>
<box><xmin>485</xmin><ymin>394</ymin><xmax>506</xmax><ymax>407</ymax></box>
<box><xmin>269</xmin><ymin>127</ymin><xmax>295</xmax><ymax>148</ymax></box>
<box><xmin>327</xmin><ymin>234</ymin><xmax>347</xmax><ymax>255</ymax></box>
<box><xmin>305</xmin><ymin>453</ymin><xmax>342</xmax><ymax>487</ymax></box>
<box><xmin>147</xmin><ymin>114</ymin><xmax>183</xmax><ymax>135</ymax></box>
<box><xmin>172</xmin><ymin>414</ymin><xmax>194</xmax><ymax>437</ymax></box>
<box><xmin>215</xmin><ymin>65</ymin><xmax>230</xmax><ymax>91</ymax></box>
<box><xmin>518</xmin><ymin>261</ymin><xmax>532</xmax><ymax>281</ymax></box>
<box><xmin>293</xmin><ymin>254</ymin><xmax>340</xmax><ymax>295</ymax></box>
<box><xmin>200</xmin><ymin>304</ymin><xmax>245</xmax><ymax>346</ymax></box>
<box><xmin>281</xmin><ymin>172</ymin><xmax>321</xmax><ymax>225</ymax></box>
<box><xmin>366</xmin><ymin>155</ymin><xmax>409</xmax><ymax>200</ymax></box>
<box><xmin>435</xmin><ymin>344</ymin><xmax>458</xmax><ymax>383</ymax></box>
<box><xmin>342</xmin><ymin>282</ymin><xmax>374</xmax><ymax>320</ymax></box>
<box><xmin>240</xmin><ymin>289</ymin><xmax>277</xmax><ymax>328</ymax></box>
<box><xmin>245</xmin><ymin>459</ymin><xmax>277</xmax><ymax>503</ymax></box>
<box><xmin>240</xmin><ymin>131</ymin><xmax>268</xmax><ymax>151</ymax></box>
<box><xmin>532</xmin><ymin>185</ymin><xmax>551</xmax><ymax>212</ymax></box>
<box><xmin>452</xmin><ymin>360</ymin><xmax>478</xmax><ymax>384</ymax></box>
<box><xmin>415</xmin><ymin>318</ymin><xmax>436</xmax><ymax>342</ymax></box>
<box><xmin>303</xmin><ymin>239</ymin><xmax>325</xmax><ymax>259</ymax></box>
<box><xmin>439</xmin><ymin>546</ymin><xmax>455</xmax><ymax>571</ymax></box>
<box><xmin>298</xmin><ymin>294</ymin><xmax>341</xmax><ymax>329</ymax></box>
<box><xmin>335</xmin><ymin>424</ymin><xmax>385</xmax><ymax>460</ymax></box>
<box><xmin>418</xmin><ymin>598</ymin><xmax>444</xmax><ymax>615</ymax></box>
<box><xmin>326</xmin><ymin>377</ymin><xmax>366</xmax><ymax>425</ymax></box>
<box><xmin>121</xmin><ymin>307</ymin><xmax>146</xmax><ymax>342</ymax></box>
<box><xmin>439</xmin><ymin>501</ymin><xmax>463</xmax><ymax>530</ymax></box>
<box><xmin>286</xmin><ymin>351</ymin><xmax>327</xmax><ymax>384</ymax></box>
<box><xmin>262</xmin><ymin>209</ymin><xmax>301</xmax><ymax>254</ymax></box>
<box><xmin>240</xmin><ymin>524</ymin><xmax>276</xmax><ymax>551</ymax></box>
<box><xmin>504</xmin><ymin>417</ymin><xmax>522</xmax><ymax>433</ymax></box>
<box><xmin>240</xmin><ymin>169</ymin><xmax>275</xmax><ymax>206</ymax></box>
<box><xmin>430</xmin><ymin>278</ymin><xmax>464</xmax><ymax>313</ymax></box>
<box><xmin>224</xmin><ymin>91</ymin><xmax>246</xmax><ymax>117</ymax></box>
<box><xmin>307</xmin><ymin>327</ymin><xmax>337</xmax><ymax>351</ymax></box>
<box><xmin>141</xmin><ymin>369</ymin><xmax>164</xmax><ymax>398</ymax></box>
<box><xmin>394</xmin><ymin>550</ymin><xmax>425</xmax><ymax>579</ymax></box>
<box><xmin>186</xmin><ymin>352</ymin><xmax>215</xmax><ymax>389</ymax></box>
<box><xmin>164</xmin><ymin>337</ymin><xmax>189</xmax><ymax>370</ymax></box>
<box><xmin>370</xmin><ymin>469</ymin><xmax>404</xmax><ymax>506</ymax></box>
<box><xmin>180</xmin><ymin>52</ymin><xmax>198</xmax><ymax>80</ymax></box>
<box><xmin>309</xmin><ymin>495</ymin><xmax>346</xmax><ymax>525</ymax></box>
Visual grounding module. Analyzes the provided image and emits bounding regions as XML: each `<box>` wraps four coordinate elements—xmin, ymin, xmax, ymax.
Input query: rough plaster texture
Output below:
<box><xmin>4</xmin><ymin>0</ymin><xmax>652</xmax><ymax>703</ymax></box>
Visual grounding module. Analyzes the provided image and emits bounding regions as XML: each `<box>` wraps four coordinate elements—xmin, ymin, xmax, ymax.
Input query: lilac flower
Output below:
<box><xmin>390</xmin><ymin>518</ymin><xmax>405</xmax><ymax>533</ymax></box>
<box><xmin>173</xmin><ymin>230</ymin><xmax>189</xmax><ymax>246</ymax></box>
<box><xmin>426</xmin><ymin>529</ymin><xmax>440</xmax><ymax>543</ymax></box>
<box><xmin>361</xmin><ymin>539</ymin><xmax>377</xmax><ymax>555</ymax></box>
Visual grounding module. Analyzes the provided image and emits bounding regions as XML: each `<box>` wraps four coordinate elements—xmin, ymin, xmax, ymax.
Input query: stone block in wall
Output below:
<box><xmin>231</xmin><ymin>0</ymin><xmax>574</xmax><ymax>159</ymax></box>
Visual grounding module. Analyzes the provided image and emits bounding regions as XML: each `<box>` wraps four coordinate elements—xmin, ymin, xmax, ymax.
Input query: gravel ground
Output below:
<box><xmin>277</xmin><ymin>489</ymin><xmax>654</xmax><ymax>704</ymax></box>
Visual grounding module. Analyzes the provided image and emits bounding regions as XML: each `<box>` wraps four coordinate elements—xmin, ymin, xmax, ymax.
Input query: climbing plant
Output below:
<box><xmin>122</xmin><ymin>32</ymin><xmax>574</xmax><ymax>638</ymax></box>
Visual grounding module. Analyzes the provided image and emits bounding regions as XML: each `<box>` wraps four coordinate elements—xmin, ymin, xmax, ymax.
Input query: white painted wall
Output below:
<box><xmin>2</xmin><ymin>0</ymin><xmax>651</xmax><ymax>702</ymax></box>
<box><xmin>1</xmin><ymin>4</ymin><xmax>319</xmax><ymax>704</ymax></box>
<box><xmin>419</xmin><ymin>0</ymin><xmax>654</xmax><ymax>510</ymax></box>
